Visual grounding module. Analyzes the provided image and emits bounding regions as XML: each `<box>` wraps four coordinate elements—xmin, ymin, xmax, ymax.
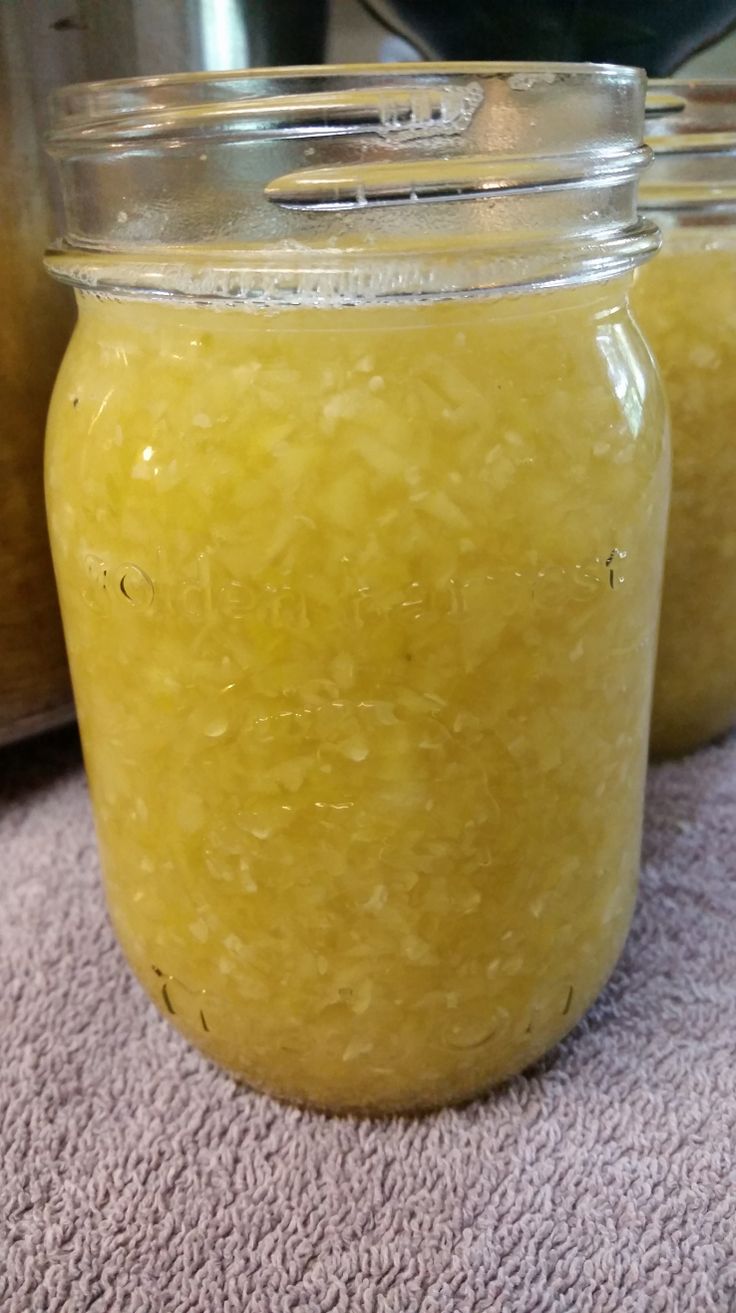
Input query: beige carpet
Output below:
<box><xmin>1</xmin><ymin>726</ymin><xmax>734</xmax><ymax>1313</ymax></box>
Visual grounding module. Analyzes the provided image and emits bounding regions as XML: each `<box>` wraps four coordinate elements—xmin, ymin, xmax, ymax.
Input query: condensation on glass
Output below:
<box><xmin>45</xmin><ymin>64</ymin><xmax>667</xmax><ymax>1113</ymax></box>
<box><xmin>635</xmin><ymin>80</ymin><xmax>736</xmax><ymax>756</ymax></box>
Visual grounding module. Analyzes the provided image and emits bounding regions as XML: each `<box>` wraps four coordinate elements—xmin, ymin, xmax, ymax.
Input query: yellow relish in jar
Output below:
<box><xmin>637</xmin><ymin>80</ymin><xmax>736</xmax><ymax>755</ymax></box>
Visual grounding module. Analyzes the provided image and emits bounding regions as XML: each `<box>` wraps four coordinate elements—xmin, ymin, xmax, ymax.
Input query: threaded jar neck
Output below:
<box><xmin>46</xmin><ymin>62</ymin><xmax>659</xmax><ymax>305</ymax></box>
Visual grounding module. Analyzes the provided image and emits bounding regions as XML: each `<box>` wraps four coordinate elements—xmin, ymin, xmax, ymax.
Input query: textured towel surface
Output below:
<box><xmin>1</xmin><ymin>727</ymin><xmax>734</xmax><ymax>1313</ymax></box>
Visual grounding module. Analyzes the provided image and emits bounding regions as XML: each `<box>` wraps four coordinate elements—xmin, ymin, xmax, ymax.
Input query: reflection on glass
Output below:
<box><xmin>597</xmin><ymin>320</ymin><xmax>645</xmax><ymax>439</ymax></box>
<box><xmin>198</xmin><ymin>0</ymin><xmax>249</xmax><ymax>70</ymax></box>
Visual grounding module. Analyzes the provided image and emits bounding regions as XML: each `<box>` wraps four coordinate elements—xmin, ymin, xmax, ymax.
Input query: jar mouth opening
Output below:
<box><xmin>48</xmin><ymin>61</ymin><xmax>647</xmax><ymax>160</ymax></box>
<box><xmin>50</xmin><ymin>60</ymin><xmax>645</xmax><ymax>137</ymax></box>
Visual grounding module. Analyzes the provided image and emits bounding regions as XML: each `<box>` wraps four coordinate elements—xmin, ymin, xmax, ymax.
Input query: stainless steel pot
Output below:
<box><xmin>0</xmin><ymin>0</ymin><xmax>327</xmax><ymax>748</ymax></box>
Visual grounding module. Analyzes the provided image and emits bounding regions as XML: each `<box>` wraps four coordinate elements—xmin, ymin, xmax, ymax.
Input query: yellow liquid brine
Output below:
<box><xmin>633</xmin><ymin>232</ymin><xmax>736</xmax><ymax>756</ymax></box>
<box><xmin>46</xmin><ymin>279</ymin><xmax>668</xmax><ymax>1112</ymax></box>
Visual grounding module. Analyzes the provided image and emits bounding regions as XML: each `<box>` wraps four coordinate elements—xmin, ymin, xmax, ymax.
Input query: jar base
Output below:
<box><xmin>134</xmin><ymin>947</ymin><xmax>628</xmax><ymax>1117</ymax></box>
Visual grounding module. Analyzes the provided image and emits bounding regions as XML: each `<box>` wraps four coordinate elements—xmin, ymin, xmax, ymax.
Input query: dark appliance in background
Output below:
<box><xmin>357</xmin><ymin>0</ymin><xmax>736</xmax><ymax>73</ymax></box>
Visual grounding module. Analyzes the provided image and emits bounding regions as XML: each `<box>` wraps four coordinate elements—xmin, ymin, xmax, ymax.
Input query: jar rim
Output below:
<box><xmin>48</xmin><ymin>61</ymin><xmax>648</xmax><ymax>156</ymax></box>
<box><xmin>50</xmin><ymin>60</ymin><xmax>645</xmax><ymax>133</ymax></box>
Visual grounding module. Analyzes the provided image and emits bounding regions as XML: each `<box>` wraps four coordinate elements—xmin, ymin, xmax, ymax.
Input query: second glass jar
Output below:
<box><xmin>634</xmin><ymin>80</ymin><xmax>736</xmax><ymax>756</ymax></box>
<box><xmin>45</xmin><ymin>64</ymin><xmax>667</xmax><ymax>1113</ymax></box>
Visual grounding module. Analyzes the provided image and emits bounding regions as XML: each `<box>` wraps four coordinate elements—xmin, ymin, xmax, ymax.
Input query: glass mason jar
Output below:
<box><xmin>633</xmin><ymin>81</ymin><xmax>736</xmax><ymax>757</ymax></box>
<box><xmin>45</xmin><ymin>64</ymin><xmax>667</xmax><ymax>1114</ymax></box>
